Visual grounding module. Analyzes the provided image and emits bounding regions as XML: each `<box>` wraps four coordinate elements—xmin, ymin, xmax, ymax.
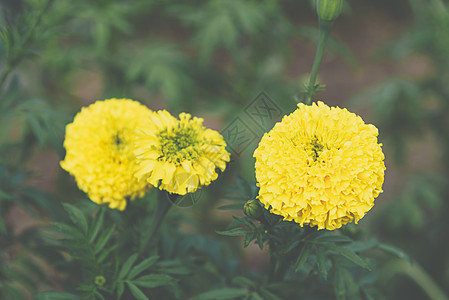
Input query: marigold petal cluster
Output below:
<box><xmin>60</xmin><ymin>98</ymin><xmax>153</xmax><ymax>210</ymax></box>
<box><xmin>254</xmin><ymin>101</ymin><xmax>385</xmax><ymax>230</ymax></box>
<box><xmin>134</xmin><ymin>110</ymin><xmax>230</xmax><ymax>195</ymax></box>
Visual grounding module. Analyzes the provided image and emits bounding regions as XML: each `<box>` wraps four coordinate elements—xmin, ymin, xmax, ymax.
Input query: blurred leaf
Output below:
<box><xmin>295</xmin><ymin>245</ymin><xmax>310</xmax><ymax>272</ymax></box>
<box><xmin>126</xmin><ymin>43</ymin><xmax>193</xmax><ymax>109</ymax></box>
<box><xmin>127</xmin><ymin>282</ymin><xmax>149</xmax><ymax>300</ymax></box>
<box><xmin>231</xmin><ymin>276</ymin><xmax>255</xmax><ymax>288</ymax></box>
<box><xmin>62</xmin><ymin>203</ymin><xmax>88</xmax><ymax>235</ymax></box>
<box><xmin>328</xmin><ymin>245</ymin><xmax>370</xmax><ymax>270</ymax></box>
<box><xmin>315</xmin><ymin>245</ymin><xmax>328</xmax><ymax>279</ymax></box>
<box><xmin>35</xmin><ymin>292</ymin><xmax>81</xmax><ymax>300</ymax></box>
<box><xmin>132</xmin><ymin>274</ymin><xmax>176</xmax><ymax>288</ymax></box>
<box><xmin>93</xmin><ymin>224</ymin><xmax>116</xmax><ymax>254</ymax></box>
<box><xmin>217</xmin><ymin>227</ymin><xmax>251</xmax><ymax>236</ymax></box>
<box><xmin>118</xmin><ymin>253</ymin><xmax>138</xmax><ymax>280</ymax></box>
<box><xmin>378</xmin><ymin>244</ymin><xmax>409</xmax><ymax>261</ymax></box>
<box><xmin>52</xmin><ymin>222</ymin><xmax>84</xmax><ymax>239</ymax></box>
<box><xmin>127</xmin><ymin>255</ymin><xmax>159</xmax><ymax>280</ymax></box>
<box><xmin>88</xmin><ymin>208</ymin><xmax>105</xmax><ymax>243</ymax></box>
<box><xmin>189</xmin><ymin>288</ymin><xmax>248</xmax><ymax>300</ymax></box>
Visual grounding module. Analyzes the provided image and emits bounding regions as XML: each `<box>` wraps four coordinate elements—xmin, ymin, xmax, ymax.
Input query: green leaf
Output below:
<box><xmin>118</xmin><ymin>253</ymin><xmax>138</xmax><ymax>280</ymax></box>
<box><xmin>132</xmin><ymin>274</ymin><xmax>176</xmax><ymax>288</ymax></box>
<box><xmin>294</xmin><ymin>245</ymin><xmax>310</xmax><ymax>272</ymax></box>
<box><xmin>315</xmin><ymin>232</ymin><xmax>353</xmax><ymax>243</ymax></box>
<box><xmin>333</xmin><ymin>268</ymin><xmax>347</xmax><ymax>300</ymax></box>
<box><xmin>259</xmin><ymin>288</ymin><xmax>283</xmax><ymax>300</ymax></box>
<box><xmin>98</xmin><ymin>244</ymin><xmax>119</xmax><ymax>263</ymax></box>
<box><xmin>127</xmin><ymin>282</ymin><xmax>149</xmax><ymax>300</ymax></box>
<box><xmin>116</xmin><ymin>282</ymin><xmax>125</xmax><ymax>299</ymax></box>
<box><xmin>244</xmin><ymin>231</ymin><xmax>256</xmax><ymax>248</ymax></box>
<box><xmin>88</xmin><ymin>208</ymin><xmax>105</xmax><ymax>243</ymax></box>
<box><xmin>315</xmin><ymin>245</ymin><xmax>328</xmax><ymax>280</ymax></box>
<box><xmin>189</xmin><ymin>288</ymin><xmax>248</xmax><ymax>300</ymax></box>
<box><xmin>217</xmin><ymin>203</ymin><xmax>244</xmax><ymax>210</ymax></box>
<box><xmin>62</xmin><ymin>203</ymin><xmax>88</xmax><ymax>235</ymax></box>
<box><xmin>231</xmin><ymin>276</ymin><xmax>255</xmax><ymax>288</ymax></box>
<box><xmin>52</xmin><ymin>222</ymin><xmax>84</xmax><ymax>239</ymax></box>
<box><xmin>35</xmin><ymin>292</ymin><xmax>81</xmax><ymax>300</ymax></box>
<box><xmin>378</xmin><ymin>244</ymin><xmax>409</xmax><ymax>261</ymax></box>
<box><xmin>216</xmin><ymin>227</ymin><xmax>251</xmax><ymax>236</ymax></box>
<box><xmin>127</xmin><ymin>256</ymin><xmax>159</xmax><ymax>280</ymax></box>
<box><xmin>346</xmin><ymin>238</ymin><xmax>378</xmax><ymax>252</ymax></box>
<box><xmin>328</xmin><ymin>245</ymin><xmax>370</xmax><ymax>270</ymax></box>
<box><xmin>93</xmin><ymin>225</ymin><xmax>116</xmax><ymax>254</ymax></box>
<box><xmin>250</xmin><ymin>292</ymin><xmax>264</xmax><ymax>300</ymax></box>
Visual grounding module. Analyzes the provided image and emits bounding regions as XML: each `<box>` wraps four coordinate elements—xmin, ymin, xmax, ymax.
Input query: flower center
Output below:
<box><xmin>305</xmin><ymin>137</ymin><xmax>326</xmax><ymax>162</ymax></box>
<box><xmin>113</xmin><ymin>132</ymin><xmax>127</xmax><ymax>151</ymax></box>
<box><xmin>158</xmin><ymin>125</ymin><xmax>203</xmax><ymax>164</ymax></box>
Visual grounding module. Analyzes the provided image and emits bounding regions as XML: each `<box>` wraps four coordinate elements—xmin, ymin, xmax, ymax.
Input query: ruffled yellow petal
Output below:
<box><xmin>134</xmin><ymin>110</ymin><xmax>230</xmax><ymax>195</ymax></box>
<box><xmin>60</xmin><ymin>98</ymin><xmax>152</xmax><ymax>210</ymax></box>
<box><xmin>254</xmin><ymin>101</ymin><xmax>385</xmax><ymax>230</ymax></box>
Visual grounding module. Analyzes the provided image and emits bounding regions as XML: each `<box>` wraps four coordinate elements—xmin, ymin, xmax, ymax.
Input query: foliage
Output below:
<box><xmin>0</xmin><ymin>0</ymin><xmax>448</xmax><ymax>299</ymax></box>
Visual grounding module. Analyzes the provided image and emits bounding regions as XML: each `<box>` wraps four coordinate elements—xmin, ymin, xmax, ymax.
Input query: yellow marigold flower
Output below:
<box><xmin>134</xmin><ymin>110</ymin><xmax>230</xmax><ymax>195</ymax></box>
<box><xmin>60</xmin><ymin>99</ymin><xmax>152</xmax><ymax>210</ymax></box>
<box><xmin>254</xmin><ymin>101</ymin><xmax>385</xmax><ymax>230</ymax></box>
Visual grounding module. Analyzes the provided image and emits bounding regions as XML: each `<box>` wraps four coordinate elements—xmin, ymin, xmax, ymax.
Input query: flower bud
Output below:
<box><xmin>95</xmin><ymin>275</ymin><xmax>106</xmax><ymax>286</ymax></box>
<box><xmin>243</xmin><ymin>200</ymin><xmax>263</xmax><ymax>219</ymax></box>
<box><xmin>316</xmin><ymin>0</ymin><xmax>344</xmax><ymax>22</ymax></box>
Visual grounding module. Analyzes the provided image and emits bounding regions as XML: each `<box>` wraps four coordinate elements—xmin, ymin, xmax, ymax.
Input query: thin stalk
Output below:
<box><xmin>305</xmin><ymin>19</ymin><xmax>334</xmax><ymax>105</ymax></box>
<box><xmin>139</xmin><ymin>190</ymin><xmax>173</xmax><ymax>255</ymax></box>
<box><xmin>385</xmin><ymin>259</ymin><xmax>449</xmax><ymax>300</ymax></box>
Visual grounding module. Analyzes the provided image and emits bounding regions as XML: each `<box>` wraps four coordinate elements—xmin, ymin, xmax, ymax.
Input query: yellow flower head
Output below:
<box><xmin>254</xmin><ymin>101</ymin><xmax>385</xmax><ymax>230</ymax></box>
<box><xmin>60</xmin><ymin>99</ymin><xmax>153</xmax><ymax>210</ymax></box>
<box><xmin>134</xmin><ymin>110</ymin><xmax>230</xmax><ymax>195</ymax></box>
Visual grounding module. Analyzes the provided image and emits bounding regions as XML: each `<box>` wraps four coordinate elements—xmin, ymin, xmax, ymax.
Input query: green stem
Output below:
<box><xmin>139</xmin><ymin>190</ymin><xmax>173</xmax><ymax>255</ymax></box>
<box><xmin>305</xmin><ymin>19</ymin><xmax>334</xmax><ymax>105</ymax></box>
<box><xmin>385</xmin><ymin>259</ymin><xmax>449</xmax><ymax>300</ymax></box>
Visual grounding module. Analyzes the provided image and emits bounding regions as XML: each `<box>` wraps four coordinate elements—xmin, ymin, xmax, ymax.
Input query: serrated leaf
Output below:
<box><xmin>216</xmin><ymin>227</ymin><xmax>251</xmax><ymax>236</ymax></box>
<box><xmin>127</xmin><ymin>282</ymin><xmax>149</xmax><ymax>300</ymax></box>
<box><xmin>328</xmin><ymin>245</ymin><xmax>370</xmax><ymax>270</ymax></box>
<box><xmin>93</xmin><ymin>225</ymin><xmax>116</xmax><ymax>254</ymax></box>
<box><xmin>62</xmin><ymin>203</ymin><xmax>88</xmax><ymax>235</ymax></box>
<box><xmin>127</xmin><ymin>256</ymin><xmax>159</xmax><ymax>280</ymax></box>
<box><xmin>294</xmin><ymin>245</ymin><xmax>310</xmax><ymax>272</ymax></box>
<box><xmin>118</xmin><ymin>253</ymin><xmax>138</xmax><ymax>280</ymax></box>
<box><xmin>189</xmin><ymin>288</ymin><xmax>248</xmax><ymax>300</ymax></box>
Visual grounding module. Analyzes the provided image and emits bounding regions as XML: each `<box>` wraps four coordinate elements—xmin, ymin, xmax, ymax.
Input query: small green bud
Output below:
<box><xmin>243</xmin><ymin>200</ymin><xmax>263</xmax><ymax>219</ymax></box>
<box><xmin>95</xmin><ymin>275</ymin><xmax>106</xmax><ymax>286</ymax></box>
<box><xmin>316</xmin><ymin>0</ymin><xmax>344</xmax><ymax>22</ymax></box>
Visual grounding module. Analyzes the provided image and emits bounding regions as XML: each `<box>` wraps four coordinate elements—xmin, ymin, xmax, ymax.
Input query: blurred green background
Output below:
<box><xmin>1</xmin><ymin>0</ymin><xmax>449</xmax><ymax>299</ymax></box>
